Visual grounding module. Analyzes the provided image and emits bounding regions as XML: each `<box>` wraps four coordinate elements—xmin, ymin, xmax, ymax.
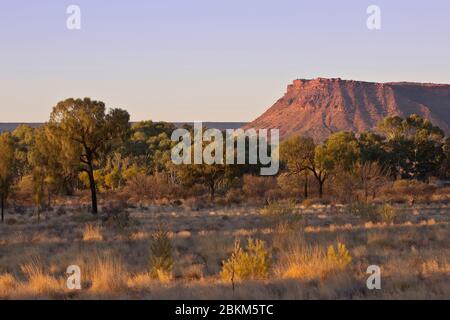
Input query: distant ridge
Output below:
<box><xmin>245</xmin><ymin>78</ymin><xmax>450</xmax><ymax>141</ymax></box>
<box><xmin>0</xmin><ymin>122</ymin><xmax>248</xmax><ymax>133</ymax></box>
<box><xmin>0</xmin><ymin>123</ymin><xmax>42</xmax><ymax>132</ymax></box>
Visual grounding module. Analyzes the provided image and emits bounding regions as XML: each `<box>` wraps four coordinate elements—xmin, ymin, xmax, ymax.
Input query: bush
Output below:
<box><xmin>102</xmin><ymin>203</ymin><xmax>132</xmax><ymax>230</ymax></box>
<box><xmin>326</xmin><ymin>242</ymin><xmax>352</xmax><ymax>270</ymax></box>
<box><xmin>393</xmin><ymin>179</ymin><xmax>433</xmax><ymax>194</ymax></box>
<box><xmin>12</xmin><ymin>175</ymin><xmax>34</xmax><ymax>205</ymax></box>
<box><xmin>302</xmin><ymin>199</ymin><xmax>314</xmax><ymax>208</ymax></box>
<box><xmin>348</xmin><ymin>202</ymin><xmax>398</xmax><ymax>223</ymax></box>
<box><xmin>242</xmin><ymin>175</ymin><xmax>277</xmax><ymax>201</ymax></box>
<box><xmin>347</xmin><ymin>202</ymin><xmax>378</xmax><ymax>221</ymax></box>
<box><xmin>220</xmin><ymin>238</ymin><xmax>272</xmax><ymax>282</ymax></box>
<box><xmin>331</xmin><ymin>171</ymin><xmax>359</xmax><ymax>203</ymax></box>
<box><xmin>14</xmin><ymin>205</ymin><xmax>27</xmax><ymax>215</ymax></box>
<box><xmin>124</xmin><ymin>172</ymin><xmax>177</xmax><ymax>202</ymax></box>
<box><xmin>182</xmin><ymin>196</ymin><xmax>211</xmax><ymax>211</ymax></box>
<box><xmin>6</xmin><ymin>218</ymin><xmax>18</xmax><ymax>225</ymax></box>
<box><xmin>55</xmin><ymin>206</ymin><xmax>67</xmax><ymax>216</ymax></box>
<box><xmin>377</xmin><ymin>203</ymin><xmax>397</xmax><ymax>224</ymax></box>
<box><xmin>149</xmin><ymin>227</ymin><xmax>173</xmax><ymax>280</ymax></box>
<box><xmin>260</xmin><ymin>199</ymin><xmax>296</xmax><ymax>216</ymax></box>
<box><xmin>276</xmin><ymin>173</ymin><xmax>304</xmax><ymax>198</ymax></box>
<box><xmin>381</xmin><ymin>179</ymin><xmax>436</xmax><ymax>203</ymax></box>
<box><xmin>225</xmin><ymin>188</ymin><xmax>242</xmax><ymax>205</ymax></box>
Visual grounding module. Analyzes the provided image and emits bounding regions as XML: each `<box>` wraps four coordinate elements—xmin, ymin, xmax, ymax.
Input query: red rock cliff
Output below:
<box><xmin>245</xmin><ymin>78</ymin><xmax>450</xmax><ymax>141</ymax></box>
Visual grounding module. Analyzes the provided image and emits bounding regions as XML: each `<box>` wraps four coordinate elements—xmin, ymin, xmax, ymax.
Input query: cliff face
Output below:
<box><xmin>245</xmin><ymin>78</ymin><xmax>450</xmax><ymax>141</ymax></box>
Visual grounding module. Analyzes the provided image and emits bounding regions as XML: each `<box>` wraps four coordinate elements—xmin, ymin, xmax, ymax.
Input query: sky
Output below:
<box><xmin>1</xmin><ymin>0</ymin><xmax>450</xmax><ymax>122</ymax></box>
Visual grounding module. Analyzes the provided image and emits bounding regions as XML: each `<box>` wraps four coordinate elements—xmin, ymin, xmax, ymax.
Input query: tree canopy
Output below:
<box><xmin>47</xmin><ymin>98</ymin><xmax>130</xmax><ymax>214</ymax></box>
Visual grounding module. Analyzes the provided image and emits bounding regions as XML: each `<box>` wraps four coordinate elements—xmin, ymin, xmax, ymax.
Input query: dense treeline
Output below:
<box><xmin>1</xmin><ymin>98</ymin><xmax>450</xmax><ymax>222</ymax></box>
<box><xmin>280</xmin><ymin>114</ymin><xmax>450</xmax><ymax>201</ymax></box>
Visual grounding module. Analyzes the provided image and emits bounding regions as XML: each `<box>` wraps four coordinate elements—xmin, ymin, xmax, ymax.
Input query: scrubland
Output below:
<box><xmin>1</xmin><ymin>190</ymin><xmax>449</xmax><ymax>300</ymax></box>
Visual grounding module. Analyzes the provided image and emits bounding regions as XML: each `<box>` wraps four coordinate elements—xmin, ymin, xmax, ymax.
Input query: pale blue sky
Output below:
<box><xmin>1</xmin><ymin>0</ymin><xmax>449</xmax><ymax>122</ymax></box>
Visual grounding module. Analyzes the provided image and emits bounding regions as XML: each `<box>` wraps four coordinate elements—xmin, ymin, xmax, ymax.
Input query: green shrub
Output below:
<box><xmin>221</xmin><ymin>238</ymin><xmax>272</xmax><ymax>282</ymax></box>
<box><xmin>149</xmin><ymin>227</ymin><xmax>173</xmax><ymax>279</ymax></box>
<box><xmin>326</xmin><ymin>242</ymin><xmax>352</xmax><ymax>270</ymax></box>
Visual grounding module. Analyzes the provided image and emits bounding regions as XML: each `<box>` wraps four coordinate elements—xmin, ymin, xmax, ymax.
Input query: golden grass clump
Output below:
<box><xmin>90</xmin><ymin>254</ymin><xmax>127</xmax><ymax>293</ymax></box>
<box><xmin>276</xmin><ymin>242</ymin><xmax>352</xmax><ymax>280</ymax></box>
<box><xmin>126</xmin><ymin>273</ymin><xmax>154</xmax><ymax>290</ymax></box>
<box><xmin>20</xmin><ymin>258</ymin><xmax>64</xmax><ymax>296</ymax></box>
<box><xmin>377</xmin><ymin>204</ymin><xmax>397</xmax><ymax>224</ymax></box>
<box><xmin>83</xmin><ymin>223</ymin><xmax>103</xmax><ymax>241</ymax></box>
<box><xmin>260</xmin><ymin>199</ymin><xmax>296</xmax><ymax>216</ymax></box>
<box><xmin>0</xmin><ymin>273</ymin><xmax>18</xmax><ymax>298</ymax></box>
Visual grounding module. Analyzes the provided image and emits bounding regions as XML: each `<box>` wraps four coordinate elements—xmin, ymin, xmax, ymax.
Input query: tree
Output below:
<box><xmin>0</xmin><ymin>133</ymin><xmax>18</xmax><ymax>222</ymax></box>
<box><xmin>177</xmin><ymin>162</ymin><xmax>230</xmax><ymax>201</ymax></box>
<box><xmin>28</xmin><ymin>126</ymin><xmax>72</xmax><ymax>216</ymax></box>
<box><xmin>377</xmin><ymin>114</ymin><xmax>445</xmax><ymax>180</ymax></box>
<box><xmin>310</xmin><ymin>144</ymin><xmax>330</xmax><ymax>198</ymax></box>
<box><xmin>356</xmin><ymin>161</ymin><xmax>387</xmax><ymax>202</ymax></box>
<box><xmin>358</xmin><ymin>131</ymin><xmax>386</xmax><ymax>164</ymax></box>
<box><xmin>311</xmin><ymin>132</ymin><xmax>360</xmax><ymax>198</ymax></box>
<box><xmin>323</xmin><ymin>131</ymin><xmax>360</xmax><ymax>172</ymax></box>
<box><xmin>441</xmin><ymin>138</ymin><xmax>450</xmax><ymax>178</ymax></box>
<box><xmin>47</xmin><ymin>98</ymin><xmax>130</xmax><ymax>214</ymax></box>
<box><xmin>280</xmin><ymin>135</ymin><xmax>315</xmax><ymax>199</ymax></box>
<box><xmin>12</xmin><ymin>124</ymin><xmax>36</xmax><ymax>178</ymax></box>
<box><xmin>124</xmin><ymin>121</ymin><xmax>176</xmax><ymax>173</ymax></box>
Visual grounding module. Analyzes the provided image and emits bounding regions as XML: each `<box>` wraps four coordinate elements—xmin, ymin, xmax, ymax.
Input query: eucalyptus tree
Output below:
<box><xmin>47</xmin><ymin>98</ymin><xmax>130</xmax><ymax>214</ymax></box>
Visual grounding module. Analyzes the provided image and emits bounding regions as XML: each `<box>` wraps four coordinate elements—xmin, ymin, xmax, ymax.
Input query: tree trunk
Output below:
<box><xmin>1</xmin><ymin>194</ymin><xmax>4</xmax><ymax>223</ymax></box>
<box><xmin>318</xmin><ymin>181</ymin><xmax>324</xmax><ymax>198</ymax></box>
<box><xmin>47</xmin><ymin>190</ymin><xmax>52</xmax><ymax>209</ymax></box>
<box><xmin>87</xmin><ymin>168</ymin><xmax>98</xmax><ymax>214</ymax></box>
<box><xmin>210</xmin><ymin>183</ymin><xmax>215</xmax><ymax>202</ymax></box>
<box><xmin>304</xmin><ymin>171</ymin><xmax>308</xmax><ymax>199</ymax></box>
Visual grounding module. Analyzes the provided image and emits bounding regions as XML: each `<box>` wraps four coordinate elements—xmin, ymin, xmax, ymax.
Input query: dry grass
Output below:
<box><xmin>18</xmin><ymin>258</ymin><xmax>66</xmax><ymax>298</ymax></box>
<box><xmin>0</xmin><ymin>273</ymin><xmax>18</xmax><ymax>298</ymax></box>
<box><xmin>126</xmin><ymin>273</ymin><xmax>154</xmax><ymax>291</ymax></box>
<box><xmin>82</xmin><ymin>223</ymin><xmax>103</xmax><ymax>242</ymax></box>
<box><xmin>0</xmin><ymin>198</ymin><xmax>449</xmax><ymax>299</ymax></box>
<box><xmin>89</xmin><ymin>254</ymin><xmax>127</xmax><ymax>294</ymax></box>
<box><xmin>275</xmin><ymin>241</ymin><xmax>352</xmax><ymax>280</ymax></box>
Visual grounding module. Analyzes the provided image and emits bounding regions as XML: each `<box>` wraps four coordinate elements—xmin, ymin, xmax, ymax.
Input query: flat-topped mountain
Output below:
<box><xmin>245</xmin><ymin>78</ymin><xmax>450</xmax><ymax>141</ymax></box>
